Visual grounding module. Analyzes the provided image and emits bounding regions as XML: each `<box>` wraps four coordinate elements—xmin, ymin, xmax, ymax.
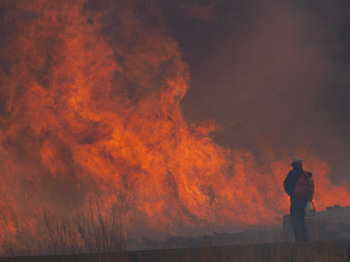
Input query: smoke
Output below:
<box><xmin>161</xmin><ymin>0</ymin><xmax>350</xmax><ymax>185</ymax></box>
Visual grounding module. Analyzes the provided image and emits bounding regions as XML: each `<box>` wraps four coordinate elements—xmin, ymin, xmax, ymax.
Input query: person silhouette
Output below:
<box><xmin>284</xmin><ymin>158</ymin><xmax>309</xmax><ymax>241</ymax></box>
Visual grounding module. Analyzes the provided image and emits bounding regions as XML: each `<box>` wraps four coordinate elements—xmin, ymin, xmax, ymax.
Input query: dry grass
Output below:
<box><xmin>1</xmin><ymin>237</ymin><xmax>349</xmax><ymax>261</ymax></box>
<box><xmin>130</xmin><ymin>240</ymin><xmax>349</xmax><ymax>262</ymax></box>
<box><xmin>0</xmin><ymin>212</ymin><xmax>349</xmax><ymax>261</ymax></box>
<box><xmin>0</xmin><ymin>205</ymin><xmax>126</xmax><ymax>257</ymax></box>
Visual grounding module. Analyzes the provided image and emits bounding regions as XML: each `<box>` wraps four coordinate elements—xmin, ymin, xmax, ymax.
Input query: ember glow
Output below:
<box><xmin>0</xmin><ymin>0</ymin><xmax>349</xmax><ymax>243</ymax></box>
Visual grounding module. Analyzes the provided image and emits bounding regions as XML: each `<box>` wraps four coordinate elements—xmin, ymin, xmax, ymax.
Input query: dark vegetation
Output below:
<box><xmin>1</xmin><ymin>239</ymin><xmax>350</xmax><ymax>262</ymax></box>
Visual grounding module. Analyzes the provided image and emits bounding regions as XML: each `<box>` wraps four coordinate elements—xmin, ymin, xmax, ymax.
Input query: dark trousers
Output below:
<box><xmin>290</xmin><ymin>201</ymin><xmax>309</xmax><ymax>241</ymax></box>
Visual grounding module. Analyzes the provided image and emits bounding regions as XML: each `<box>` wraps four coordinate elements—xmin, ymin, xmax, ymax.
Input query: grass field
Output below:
<box><xmin>1</xmin><ymin>208</ymin><xmax>349</xmax><ymax>261</ymax></box>
<box><xmin>0</xmin><ymin>207</ymin><xmax>126</xmax><ymax>257</ymax></box>
<box><xmin>0</xmin><ymin>239</ymin><xmax>349</xmax><ymax>261</ymax></box>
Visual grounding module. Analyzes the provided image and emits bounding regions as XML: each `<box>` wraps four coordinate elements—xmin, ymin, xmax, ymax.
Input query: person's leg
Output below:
<box><xmin>299</xmin><ymin>205</ymin><xmax>309</xmax><ymax>241</ymax></box>
<box><xmin>290</xmin><ymin>204</ymin><xmax>303</xmax><ymax>241</ymax></box>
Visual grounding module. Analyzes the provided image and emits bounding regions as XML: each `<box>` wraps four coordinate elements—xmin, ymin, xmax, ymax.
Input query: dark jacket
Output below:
<box><xmin>284</xmin><ymin>164</ymin><xmax>306</xmax><ymax>202</ymax></box>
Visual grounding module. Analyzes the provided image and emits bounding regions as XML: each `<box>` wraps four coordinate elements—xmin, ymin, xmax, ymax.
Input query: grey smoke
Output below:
<box><xmin>160</xmin><ymin>0</ymin><xmax>350</xmax><ymax>185</ymax></box>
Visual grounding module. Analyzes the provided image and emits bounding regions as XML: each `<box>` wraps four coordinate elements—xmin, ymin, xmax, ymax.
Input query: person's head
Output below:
<box><xmin>291</xmin><ymin>157</ymin><xmax>302</xmax><ymax>167</ymax></box>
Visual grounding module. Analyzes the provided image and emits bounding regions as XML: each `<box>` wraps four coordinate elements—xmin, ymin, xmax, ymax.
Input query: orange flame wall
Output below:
<box><xmin>0</xmin><ymin>0</ymin><xmax>349</xmax><ymax>238</ymax></box>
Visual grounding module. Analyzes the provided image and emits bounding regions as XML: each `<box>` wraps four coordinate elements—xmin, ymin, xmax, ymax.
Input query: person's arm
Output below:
<box><xmin>284</xmin><ymin>171</ymin><xmax>293</xmax><ymax>196</ymax></box>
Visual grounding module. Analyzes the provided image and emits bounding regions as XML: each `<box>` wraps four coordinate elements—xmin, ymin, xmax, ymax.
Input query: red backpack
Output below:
<box><xmin>294</xmin><ymin>171</ymin><xmax>314</xmax><ymax>202</ymax></box>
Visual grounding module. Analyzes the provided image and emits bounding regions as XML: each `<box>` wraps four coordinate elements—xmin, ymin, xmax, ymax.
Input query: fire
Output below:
<box><xmin>0</xmin><ymin>0</ymin><xmax>349</xmax><ymax>246</ymax></box>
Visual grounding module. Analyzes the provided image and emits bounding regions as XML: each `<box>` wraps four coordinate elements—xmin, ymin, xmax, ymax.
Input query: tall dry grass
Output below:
<box><xmin>0</xmin><ymin>209</ymin><xmax>349</xmax><ymax>262</ymax></box>
<box><xmin>0</xmin><ymin>204</ymin><xmax>126</xmax><ymax>257</ymax></box>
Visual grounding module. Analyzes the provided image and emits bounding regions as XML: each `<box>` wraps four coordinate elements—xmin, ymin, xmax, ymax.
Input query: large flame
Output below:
<box><xmin>0</xmin><ymin>0</ymin><xmax>349</xmax><ymax>244</ymax></box>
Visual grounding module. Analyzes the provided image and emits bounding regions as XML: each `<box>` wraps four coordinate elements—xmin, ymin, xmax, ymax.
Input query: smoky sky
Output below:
<box><xmin>158</xmin><ymin>0</ymin><xmax>350</xmax><ymax>185</ymax></box>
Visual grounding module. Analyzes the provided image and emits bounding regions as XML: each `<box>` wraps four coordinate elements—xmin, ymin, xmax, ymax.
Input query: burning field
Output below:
<box><xmin>0</xmin><ymin>0</ymin><xmax>350</xmax><ymax>254</ymax></box>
